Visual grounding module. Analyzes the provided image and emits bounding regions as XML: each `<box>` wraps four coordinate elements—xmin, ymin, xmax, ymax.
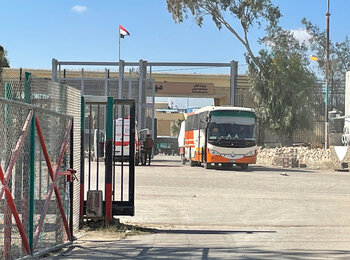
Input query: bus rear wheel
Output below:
<box><xmin>181</xmin><ymin>155</ymin><xmax>186</xmax><ymax>165</ymax></box>
<box><xmin>203</xmin><ymin>162</ymin><xmax>211</xmax><ymax>169</ymax></box>
<box><xmin>190</xmin><ymin>158</ymin><xmax>196</xmax><ymax>167</ymax></box>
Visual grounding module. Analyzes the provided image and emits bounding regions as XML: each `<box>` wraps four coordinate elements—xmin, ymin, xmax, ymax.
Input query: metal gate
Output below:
<box><xmin>0</xmin><ymin>96</ymin><xmax>75</xmax><ymax>259</ymax></box>
<box><xmin>80</xmin><ymin>96</ymin><xmax>135</xmax><ymax>225</ymax></box>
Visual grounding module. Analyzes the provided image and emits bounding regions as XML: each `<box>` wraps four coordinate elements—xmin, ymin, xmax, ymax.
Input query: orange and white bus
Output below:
<box><xmin>179</xmin><ymin>106</ymin><xmax>257</xmax><ymax>170</ymax></box>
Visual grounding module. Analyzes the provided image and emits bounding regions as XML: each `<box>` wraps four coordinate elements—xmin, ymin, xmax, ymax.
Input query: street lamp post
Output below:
<box><xmin>325</xmin><ymin>0</ymin><xmax>330</xmax><ymax>149</ymax></box>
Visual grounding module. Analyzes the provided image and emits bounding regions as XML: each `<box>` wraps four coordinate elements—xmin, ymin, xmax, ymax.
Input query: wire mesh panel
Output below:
<box><xmin>0</xmin><ymin>101</ymin><xmax>32</xmax><ymax>259</ymax></box>
<box><xmin>33</xmin><ymin>111</ymin><xmax>72</xmax><ymax>254</ymax></box>
<box><xmin>0</xmin><ymin>98</ymin><xmax>74</xmax><ymax>259</ymax></box>
<box><xmin>1</xmin><ymin>75</ymin><xmax>81</xmax><ymax>234</ymax></box>
<box><xmin>0</xmin><ymin>74</ymin><xmax>80</xmax><ymax>259</ymax></box>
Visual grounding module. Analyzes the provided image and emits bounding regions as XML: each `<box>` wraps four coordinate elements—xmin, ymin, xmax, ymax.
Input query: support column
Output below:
<box><xmin>138</xmin><ymin>60</ymin><xmax>143</xmax><ymax>129</ymax></box>
<box><xmin>104</xmin><ymin>69</ymin><xmax>109</xmax><ymax>96</ymax></box>
<box><xmin>138</xmin><ymin>60</ymin><xmax>147</xmax><ymax>129</ymax></box>
<box><xmin>128</xmin><ymin>70</ymin><xmax>132</xmax><ymax>99</ymax></box>
<box><xmin>230</xmin><ymin>60</ymin><xmax>238</xmax><ymax>106</ymax></box>
<box><xmin>118</xmin><ymin>60</ymin><xmax>125</xmax><ymax>118</ymax></box>
<box><xmin>81</xmin><ymin>69</ymin><xmax>85</xmax><ymax>95</ymax></box>
<box><xmin>51</xmin><ymin>59</ymin><xmax>58</xmax><ymax>82</ymax></box>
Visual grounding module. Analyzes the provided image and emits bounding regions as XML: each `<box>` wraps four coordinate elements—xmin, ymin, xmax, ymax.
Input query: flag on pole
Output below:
<box><xmin>119</xmin><ymin>25</ymin><xmax>130</xmax><ymax>38</ymax></box>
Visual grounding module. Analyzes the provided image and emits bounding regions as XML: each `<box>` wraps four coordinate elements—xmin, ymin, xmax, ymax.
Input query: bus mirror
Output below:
<box><xmin>206</xmin><ymin>114</ymin><xmax>210</xmax><ymax>122</ymax></box>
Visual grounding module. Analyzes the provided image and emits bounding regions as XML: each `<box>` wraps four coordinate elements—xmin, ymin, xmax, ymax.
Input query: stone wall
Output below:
<box><xmin>256</xmin><ymin>146</ymin><xmax>345</xmax><ymax>169</ymax></box>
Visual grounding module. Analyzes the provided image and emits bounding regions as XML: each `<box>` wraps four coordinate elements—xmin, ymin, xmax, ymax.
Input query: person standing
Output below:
<box><xmin>144</xmin><ymin>133</ymin><xmax>154</xmax><ymax>165</ymax></box>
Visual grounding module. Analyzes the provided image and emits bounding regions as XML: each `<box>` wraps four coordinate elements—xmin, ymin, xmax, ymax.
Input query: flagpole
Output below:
<box><xmin>118</xmin><ymin>24</ymin><xmax>121</xmax><ymax>62</ymax></box>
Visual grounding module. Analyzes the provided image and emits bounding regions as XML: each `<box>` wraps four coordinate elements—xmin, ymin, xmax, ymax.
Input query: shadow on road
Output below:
<box><xmin>137</xmin><ymin>164</ymin><xmax>182</xmax><ymax>168</ymax></box>
<box><xmin>49</xmin><ymin>244</ymin><xmax>350</xmax><ymax>259</ymax></box>
<box><xmin>209</xmin><ymin>165</ymin><xmax>315</xmax><ymax>173</ymax></box>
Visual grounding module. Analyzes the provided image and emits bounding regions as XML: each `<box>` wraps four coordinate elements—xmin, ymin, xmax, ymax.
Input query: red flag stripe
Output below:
<box><xmin>119</xmin><ymin>25</ymin><xmax>130</xmax><ymax>36</ymax></box>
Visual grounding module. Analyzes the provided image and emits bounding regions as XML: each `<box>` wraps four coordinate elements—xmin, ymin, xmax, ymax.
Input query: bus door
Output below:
<box><xmin>198</xmin><ymin>112</ymin><xmax>208</xmax><ymax>163</ymax></box>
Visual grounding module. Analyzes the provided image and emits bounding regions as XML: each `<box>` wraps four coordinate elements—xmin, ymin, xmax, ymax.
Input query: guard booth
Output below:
<box><xmin>80</xmin><ymin>96</ymin><xmax>135</xmax><ymax>225</ymax></box>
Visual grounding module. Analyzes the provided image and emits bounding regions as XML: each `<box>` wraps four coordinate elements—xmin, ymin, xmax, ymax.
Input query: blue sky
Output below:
<box><xmin>1</xmin><ymin>0</ymin><xmax>349</xmax><ymax>107</ymax></box>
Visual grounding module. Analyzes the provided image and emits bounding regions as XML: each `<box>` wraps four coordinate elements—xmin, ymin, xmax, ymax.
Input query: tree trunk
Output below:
<box><xmin>276</xmin><ymin>132</ymin><xmax>293</xmax><ymax>147</ymax></box>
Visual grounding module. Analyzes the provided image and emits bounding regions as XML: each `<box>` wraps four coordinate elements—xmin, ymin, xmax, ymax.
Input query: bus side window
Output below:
<box><xmin>185</xmin><ymin>117</ymin><xmax>191</xmax><ymax>131</ymax></box>
<box><xmin>199</xmin><ymin>112</ymin><xmax>207</xmax><ymax>129</ymax></box>
<box><xmin>193</xmin><ymin>114</ymin><xmax>199</xmax><ymax>130</ymax></box>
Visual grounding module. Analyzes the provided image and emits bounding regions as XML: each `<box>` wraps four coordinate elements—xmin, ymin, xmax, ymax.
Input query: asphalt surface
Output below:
<box><xmin>47</xmin><ymin>155</ymin><xmax>350</xmax><ymax>259</ymax></box>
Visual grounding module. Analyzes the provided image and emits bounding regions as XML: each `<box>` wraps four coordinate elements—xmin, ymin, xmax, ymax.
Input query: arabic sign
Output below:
<box><xmin>155</xmin><ymin>82</ymin><xmax>214</xmax><ymax>96</ymax></box>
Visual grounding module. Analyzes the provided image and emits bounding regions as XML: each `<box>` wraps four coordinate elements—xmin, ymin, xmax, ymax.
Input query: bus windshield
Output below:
<box><xmin>208</xmin><ymin>110</ymin><xmax>256</xmax><ymax>141</ymax></box>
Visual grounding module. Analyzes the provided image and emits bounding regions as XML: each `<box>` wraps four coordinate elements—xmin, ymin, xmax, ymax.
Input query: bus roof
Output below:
<box><xmin>192</xmin><ymin>106</ymin><xmax>255</xmax><ymax>115</ymax></box>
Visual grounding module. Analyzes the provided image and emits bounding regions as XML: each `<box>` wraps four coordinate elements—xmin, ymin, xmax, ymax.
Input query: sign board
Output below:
<box><xmin>155</xmin><ymin>82</ymin><xmax>214</xmax><ymax>96</ymax></box>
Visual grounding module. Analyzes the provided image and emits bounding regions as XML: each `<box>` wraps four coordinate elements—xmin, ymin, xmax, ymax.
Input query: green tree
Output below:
<box><xmin>166</xmin><ymin>0</ymin><xmax>280</xmax><ymax>76</ymax></box>
<box><xmin>248</xmin><ymin>27</ymin><xmax>317</xmax><ymax>145</ymax></box>
<box><xmin>302</xmin><ymin>18</ymin><xmax>350</xmax><ymax>111</ymax></box>
<box><xmin>172</xmin><ymin>119</ymin><xmax>184</xmax><ymax>136</ymax></box>
<box><xmin>166</xmin><ymin>0</ymin><xmax>317</xmax><ymax>145</ymax></box>
<box><xmin>0</xmin><ymin>45</ymin><xmax>10</xmax><ymax>80</ymax></box>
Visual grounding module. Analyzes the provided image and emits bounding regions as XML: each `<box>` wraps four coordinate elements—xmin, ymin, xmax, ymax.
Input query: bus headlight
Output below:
<box><xmin>245</xmin><ymin>150</ymin><xmax>255</xmax><ymax>157</ymax></box>
<box><xmin>209</xmin><ymin>149</ymin><xmax>221</xmax><ymax>156</ymax></box>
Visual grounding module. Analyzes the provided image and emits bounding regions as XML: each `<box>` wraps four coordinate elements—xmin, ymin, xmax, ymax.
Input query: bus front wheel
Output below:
<box><xmin>222</xmin><ymin>163</ymin><xmax>233</xmax><ymax>169</ymax></box>
<box><xmin>239</xmin><ymin>163</ymin><xmax>248</xmax><ymax>171</ymax></box>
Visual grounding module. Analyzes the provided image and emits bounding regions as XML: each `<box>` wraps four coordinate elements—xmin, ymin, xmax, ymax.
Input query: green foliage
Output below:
<box><xmin>0</xmin><ymin>45</ymin><xmax>9</xmax><ymax>68</ymax></box>
<box><xmin>166</xmin><ymin>0</ymin><xmax>317</xmax><ymax>145</ymax></box>
<box><xmin>248</xmin><ymin>27</ymin><xmax>316</xmax><ymax>144</ymax></box>
<box><xmin>0</xmin><ymin>45</ymin><xmax>10</xmax><ymax>80</ymax></box>
<box><xmin>172</xmin><ymin>119</ymin><xmax>184</xmax><ymax>136</ymax></box>
<box><xmin>302</xmin><ymin>18</ymin><xmax>350</xmax><ymax>111</ymax></box>
<box><xmin>166</xmin><ymin>0</ymin><xmax>281</xmax><ymax>74</ymax></box>
<box><xmin>166</xmin><ymin>0</ymin><xmax>280</xmax><ymax>29</ymax></box>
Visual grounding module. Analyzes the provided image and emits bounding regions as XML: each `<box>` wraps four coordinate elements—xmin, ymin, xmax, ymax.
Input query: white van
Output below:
<box><xmin>114</xmin><ymin>118</ymin><xmax>142</xmax><ymax>165</ymax></box>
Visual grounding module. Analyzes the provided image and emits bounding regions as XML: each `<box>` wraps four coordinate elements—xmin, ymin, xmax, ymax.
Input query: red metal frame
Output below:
<box><xmin>0</xmin><ymin>111</ymin><xmax>33</xmax><ymax>200</ymax></box>
<box><xmin>33</xmin><ymin>116</ymin><xmax>73</xmax><ymax>249</ymax></box>
<box><xmin>0</xmin><ymin>111</ymin><xmax>33</xmax><ymax>257</ymax></box>
<box><xmin>0</xmin><ymin>165</ymin><xmax>31</xmax><ymax>255</ymax></box>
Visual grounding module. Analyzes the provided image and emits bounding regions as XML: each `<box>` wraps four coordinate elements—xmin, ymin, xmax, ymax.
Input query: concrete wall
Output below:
<box><xmin>155</xmin><ymin>111</ymin><xmax>184</xmax><ymax>136</ymax></box>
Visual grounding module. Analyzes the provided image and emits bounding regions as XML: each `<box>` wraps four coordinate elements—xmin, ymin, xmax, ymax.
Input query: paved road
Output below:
<box><xmin>48</xmin><ymin>155</ymin><xmax>350</xmax><ymax>259</ymax></box>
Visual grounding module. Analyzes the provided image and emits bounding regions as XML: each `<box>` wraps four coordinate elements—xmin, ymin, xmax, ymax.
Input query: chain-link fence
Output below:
<box><xmin>0</xmin><ymin>73</ymin><xmax>81</xmax><ymax>259</ymax></box>
<box><xmin>236</xmin><ymin>79</ymin><xmax>346</xmax><ymax>146</ymax></box>
<box><xmin>62</xmin><ymin>76</ymin><xmax>156</xmax><ymax>135</ymax></box>
<box><xmin>0</xmin><ymin>98</ymin><xmax>72</xmax><ymax>259</ymax></box>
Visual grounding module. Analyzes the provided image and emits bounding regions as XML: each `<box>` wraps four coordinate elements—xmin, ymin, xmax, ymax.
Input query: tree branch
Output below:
<box><xmin>216</xmin><ymin>13</ymin><xmax>267</xmax><ymax>77</ymax></box>
<box><xmin>200</xmin><ymin>1</ymin><xmax>267</xmax><ymax>77</ymax></box>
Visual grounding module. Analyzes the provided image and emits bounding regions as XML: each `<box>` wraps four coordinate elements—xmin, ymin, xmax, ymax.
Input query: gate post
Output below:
<box><xmin>105</xmin><ymin>97</ymin><xmax>114</xmax><ymax>225</ymax></box>
<box><xmin>69</xmin><ymin>118</ymin><xmax>74</xmax><ymax>240</ymax></box>
<box><xmin>29</xmin><ymin>111</ymin><xmax>35</xmax><ymax>254</ymax></box>
<box><xmin>129</xmin><ymin>101</ymin><xmax>135</xmax><ymax>215</ymax></box>
<box><xmin>4</xmin><ymin>82</ymin><xmax>13</xmax><ymax>259</ymax></box>
<box><xmin>79</xmin><ymin>97</ymin><xmax>85</xmax><ymax>227</ymax></box>
<box><xmin>23</xmin><ymin>72</ymin><xmax>31</xmax><ymax>253</ymax></box>
<box><xmin>230</xmin><ymin>60</ymin><xmax>238</xmax><ymax>106</ymax></box>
